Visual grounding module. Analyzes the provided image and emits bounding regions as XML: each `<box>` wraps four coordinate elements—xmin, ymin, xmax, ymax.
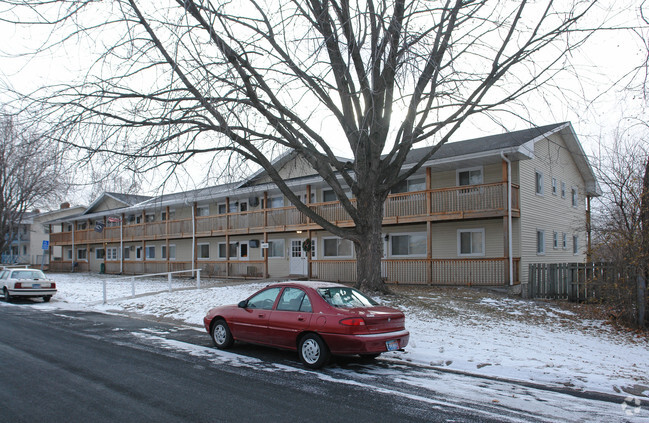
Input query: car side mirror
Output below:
<box><xmin>238</xmin><ymin>300</ymin><xmax>248</xmax><ymax>308</ymax></box>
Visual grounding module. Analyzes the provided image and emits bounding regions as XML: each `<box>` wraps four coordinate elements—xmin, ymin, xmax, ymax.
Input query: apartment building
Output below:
<box><xmin>47</xmin><ymin>122</ymin><xmax>599</xmax><ymax>287</ymax></box>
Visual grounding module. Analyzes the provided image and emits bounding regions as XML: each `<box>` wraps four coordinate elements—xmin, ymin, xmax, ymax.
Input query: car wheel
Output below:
<box><xmin>298</xmin><ymin>334</ymin><xmax>330</xmax><ymax>369</ymax></box>
<box><xmin>43</xmin><ymin>296</ymin><xmax>52</xmax><ymax>303</ymax></box>
<box><xmin>3</xmin><ymin>288</ymin><xmax>11</xmax><ymax>303</ymax></box>
<box><xmin>211</xmin><ymin>319</ymin><xmax>234</xmax><ymax>349</ymax></box>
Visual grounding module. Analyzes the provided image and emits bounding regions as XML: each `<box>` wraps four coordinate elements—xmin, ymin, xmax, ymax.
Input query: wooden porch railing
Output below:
<box><xmin>311</xmin><ymin>257</ymin><xmax>520</xmax><ymax>286</ymax></box>
<box><xmin>50</xmin><ymin>183</ymin><xmax>520</xmax><ymax>245</ymax></box>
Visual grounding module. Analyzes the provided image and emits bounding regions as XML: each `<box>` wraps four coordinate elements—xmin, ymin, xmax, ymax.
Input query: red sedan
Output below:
<box><xmin>203</xmin><ymin>281</ymin><xmax>409</xmax><ymax>369</ymax></box>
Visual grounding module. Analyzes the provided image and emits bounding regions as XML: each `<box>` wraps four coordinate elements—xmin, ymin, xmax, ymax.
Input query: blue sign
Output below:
<box><xmin>42</xmin><ymin>240</ymin><xmax>49</xmax><ymax>250</ymax></box>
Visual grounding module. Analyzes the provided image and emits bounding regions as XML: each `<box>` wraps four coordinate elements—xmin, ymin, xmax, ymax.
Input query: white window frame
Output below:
<box><xmin>562</xmin><ymin>232</ymin><xmax>567</xmax><ymax>250</ymax></box>
<box><xmin>196</xmin><ymin>205</ymin><xmax>210</xmax><ymax>217</ymax></box>
<box><xmin>145</xmin><ymin>245</ymin><xmax>155</xmax><ymax>260</ymax></box>
<box><xmin>391</xmin><ymin>176</ymin><xmax>426</xmax><ymax>194</ymax></box>
<box><xmin>123</xmin><ymin>247</ymin><xmax>131</xmax><ymax>260</ymax></box>
<box><xmin>217</xmin><ymin>242</ymin><xmax>227</xmax><ymax>259</ymax></box>
<box><xmin>573</xmin><ymin>235</ymin><xmax>579</xmax><ymax>255</ymax></box>
<box><xmin>77</xmin><ymin>248</ymin><xmax>87</xmax><ymax>261</ymax></box>
<box><xmin>322</xmin><ymin>237</ymin><xmax>354</xmax><ymax>258</ymax></box>
<box><xmin>266</xmin><ymin>196</ymin><xmax>285</xmax><ymax>209</ymax></box>
<box><xmin>95</xmin><ymin>248</ymin><xmax>105</xmax><ymax>260</ymax></box>
<box><xmin>265</xmin><ymin>239</ymin><xmax>285</xmax><ymax>258</ymax></box>
<box><xmin>217</xmin><ymin>203</ymin><xmax>227</xmax><ymax>215</ymax></box>
<box><xmin>239</xmin><ymin>241</ymin><xmax>249</xmax><ymax>260</ymax></box>
<box><xmin>456</xmin><ymin>166</ymin><xmax>484</xmax><ymax>186</ymax></box>
<box><xmin>537</xmin><ymin>230</ymin><xmax>545</xmax><ymax>255</ymax></box>
<box><xmin>168</xmin><ymin>244</ymin><xmax>176</xmax><ymax>260</ymax></box>
<box><xmin>145</xmin><ymin>213</ymin><xmax>155</xmax><ymax>223</ymax></box>
<box><xmin>67</xmin><ymin>249</ymin><xmax>73</xmax><ymax>260</ymax></box>
<box><xmin>535</xmin><ymin>170</ymin><xmax>544</xmax><ymax>196</ymax></box>
<box><xmin>389</xmin><ymin>232</ymin><xmax>427</xmax><ymax>258</ymax></box>
<box><xmin>161</xmin><ymin>245</ymin><xmax>166</xmax><ymax>259</ymax></box>
<box><xmin>107</xmin><ymin>247</ymin><xmax>118</xmax><ymax>261</ymax></box>
<box><xmin>553</xmin><ymin>231</ymin><xmax>559</xmax><ymax>249</ymax></box>
<box><xmin>198</xmin><ymin>243</ymin><xmax>210</xmax><ymax>260</ymax></box>
<box><xmin>457</xmin><ymin>229</ymin><xmax>485</xmax><ymax>257</ymax></box>
<box><xmin>135</xmin><ymin>246</ymin><xmax>143</xmax><ymax>260</ymax></box>
<box><xmin>551</xmin><ymin>178</ymin><xmax>557</xmax><ymax>195</ymax></box>
<box><xmin>571</xmin><ymin>187</ymin><xmax>578</xmax><ymax>208</ymax></box>
<box><xmin>561</xmin><ymin>181</ymin><xmax>566</xmax><ymax>198</ymax></box>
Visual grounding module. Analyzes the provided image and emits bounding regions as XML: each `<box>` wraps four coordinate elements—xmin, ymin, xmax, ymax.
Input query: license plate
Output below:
<box><xmin>386</xmin><ymin>340</ymin><xmax>399</xmax><ymax>351</ymax></box>
<box><xmin>32</xmin><ymin>284</ymin><xmax>41</xmax><ymax>289</ymax></box>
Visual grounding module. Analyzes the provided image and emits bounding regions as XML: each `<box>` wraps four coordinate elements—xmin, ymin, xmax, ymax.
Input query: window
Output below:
<box><xmin>161</xmin><ymin>245</ymin><xmax>166</xmax><ymax>259</ymax></box>
<box><xmin>67</xmin><ymin>249</ymin><xmax>72</xmax><ymax>260</ymax></box>
<box><xmin>322</xmin><ymin>189</ymin><xmax>337</xmax><ymax>202</ymax></box>
<box><xmin>145</xmin><ymin>213</ymin><xmax>155</xmax><ymax>223</ymax></box>
<box><xmin>537</xmin><ymin>230</ymin><xmax>545</xmax><ymax>255</ymax></box>
<box><xmin>136</xmin><ymin>215</ymin><xmax>143</xmax><ymax>224</ymax></box>
<box><xmin>107</xmin><ymin>247</ymin><xmax>118</xmax><ymax>260</ymax></box>
<box><xmin>217</xmin><ymin>204</ymin><xmax>227</xmax><ymax>214</ymax></box>
<box><xmin>135</xmin><ymin>246</ymin><xmax>143</xmax><ymax>260</ymax></box>
<box><xmin>265</xmin><ymin>240</ymin><xmax>285</xmax><ymax>258</ymax></box>
<box><xmin>161</xmin><ymin>210</ymin><xmax>175</xmax><ymax>221</ymax></box>
<box><xmin>276</xmin><ymin>288</ymin><xmax>312</xmax><ymax>312</ymax></box>
<box><xmin>390</xmin><ymin>233</ymin><xmax>426</xmax><ymax>257</ymax></box>
<box><xmin>218</xmin><ymin>243</ymin><xmax>227</xmax><ymax>259</ymax></box>
<box><xmin>77</xmin><ymin>248</ymin><xmax>87</xmax><ymax>260</ymax></box>
<box><xmin>169</xmin><ymin>244</ymin><xmax>176</xmax><ymax>260</ymax></box>
<box><xmin>571</xmin><ymin>188</ymin><xmax>578</xmax><ymax>207</ymax></box>
<box><xmin>95</xmin><ymin>248</ymin><xmax>105</xmax><ymax>260</ymax></box>
<box><xmin>77</xmin><ymin>222</ymin><xmax>87</xmax><ymax>230</ymax></box>
<box><xmin>123</xmin><ymin>247</ymin><xmax>130</xmax><ymax>259</ymax></box>
<box><xmin>535</xmin><ymin>171</ymin><xmax>544</xmax><ymax>195</ymax></box>
<box><xmin>561</xmin><ymin>181</ymin><xmax>566</xmax><ymax>198</ymax></box>
<box><xmin>198</xmin><ymin>243</ymin><xmax>210</xmax><ymax>259</ymax></box>
<box><xmin>240</xmin><ymin>242</ymin><xmax>249</xmax><ymax>259</ymax></box>
<box><xmin>458</xmin><ymin>229</ymin><xmax>484</xmax><ymax>256</ymax></box>
<box><xmin>573</xmin><ymin>235</ymin><xmax>579</xmax><ymax>254</ymax></box>
<box><xmin>145</xmin><ymin>246</ymin><xmax>155</xmax><ymax>259</ymax></box>
<box><xmin>247</xmin><ymin>287</ymin><xmax>281</xmax><ymax>310</ymax></box>
<box><xmin>323</xmin><ymin>238</ymin><xmax>353</xmax><ymax>258</ymax></box>
<box><xmin>553</xmin><ymin>231</ymin><xmax>559</xmax><ymax>249</ymax></box>
<box><xmin>391</xmin><ymin>177</ymin><xmax>426</xmax><ymax>194</ymax></box>
<box><xmin>457</xmin><ymin>167</ymin><xmax>483</xmax><ymax>186</ymax></box>
<box><xmin>197</xmin><ymin>206</ymin><xmax>210</xmax><ymax>216</ymax></box>
<box><xmin>265</xmin><ymin>196</ymin><xmax>285</xmax><ymax>208</ymax></box>
<box><xmin>552</xmin><ymin>178</ymin><xmax>557</xmax><ymax>195</ymax></box>
<box><xmin>562</xmin><ymin>233</ymin><xmax>567</xmax><ymax>249</ymax></box>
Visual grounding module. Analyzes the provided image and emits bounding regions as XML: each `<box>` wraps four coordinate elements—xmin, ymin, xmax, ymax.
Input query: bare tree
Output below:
<box><xmin>591</xmin><ymin>134</ymin><xmax>648</xmax><ymax>328</ymax></box>
<box><xmin>0</xmin><ymin>111</ymin><xmax>66</xmax><ymax>258</ymax></box>
<box><xmin>7</xmin><ymin>0</ymin><xmax>602</xmax><ymax>291</ymax></box>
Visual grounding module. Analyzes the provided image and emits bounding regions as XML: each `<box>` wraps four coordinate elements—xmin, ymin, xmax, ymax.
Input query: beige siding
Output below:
<box><xmin>519</xmin><ymin>133</ymin><xmax>588</xmax><ymax>284</ymax></box>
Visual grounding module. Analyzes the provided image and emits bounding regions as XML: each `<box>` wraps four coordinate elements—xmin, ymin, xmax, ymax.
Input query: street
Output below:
<box><xmin>0</xmin><ymin>303</ymin><xmax>635</xmax><ymax>422</ymax></box>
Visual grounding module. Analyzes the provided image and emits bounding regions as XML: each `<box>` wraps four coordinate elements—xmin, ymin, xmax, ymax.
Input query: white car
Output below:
<box><xmin>1</xmin><ymin>268</ymin><xmax>57</xmax><ymax>302</ymax></box>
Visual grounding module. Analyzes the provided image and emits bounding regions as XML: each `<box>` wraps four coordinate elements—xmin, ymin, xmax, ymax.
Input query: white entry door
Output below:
<box><xmin>289</xmin><ymin>239</ymin><xmax>307</xmax><ymax>275</ymax></box>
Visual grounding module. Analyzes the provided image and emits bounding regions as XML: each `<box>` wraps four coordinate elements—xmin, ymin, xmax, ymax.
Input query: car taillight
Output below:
<box><xmin>14</xmin><ymin>283</ymin><xmax>23</xmax><ymax>289</ymax></box>
<box><xmin>51</xmin><ymin>283</ymin><xmax>56</xmax><ymax>289</ymax></box>
<box><xmin>339</xmin><ymin>317</ymin><xmax>366</xmax><ymax>326</ymax></box>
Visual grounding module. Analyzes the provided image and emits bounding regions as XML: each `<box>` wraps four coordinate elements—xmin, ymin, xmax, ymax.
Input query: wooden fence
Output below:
<box><xmin>527</xmin><ymin>262</ymin><xmax>617</xmax><ymax>301</ymax></box>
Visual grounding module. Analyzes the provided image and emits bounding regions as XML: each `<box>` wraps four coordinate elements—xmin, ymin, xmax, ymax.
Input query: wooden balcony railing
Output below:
<box><xmin>50</xmin><ymin>183</ymin><xmax>519</xmax><ymax>245</ymax></box>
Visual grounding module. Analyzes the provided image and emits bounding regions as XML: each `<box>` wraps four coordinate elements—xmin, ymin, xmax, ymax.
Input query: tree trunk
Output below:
<box><xmin>639</xmin><ymin>157</ymin><xmax>649</xmax><ymax>328</ymax></box>
<box><xmin>354</xmin><ymin>194</ymin><xmax>388</xmax><ymax>294</ymax></box>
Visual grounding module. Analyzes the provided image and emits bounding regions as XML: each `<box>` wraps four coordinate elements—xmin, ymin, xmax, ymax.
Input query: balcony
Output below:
<box><xmin>50</xmin><ymin>182</ymin><xmax>519</xmax><ymax>245</ymax></box>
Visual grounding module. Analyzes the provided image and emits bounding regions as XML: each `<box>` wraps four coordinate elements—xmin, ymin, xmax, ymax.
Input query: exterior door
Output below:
<box><xmin>289</xmin><ymin>239</ymin><xmax>307</xmax><ymax>275</ymax></box>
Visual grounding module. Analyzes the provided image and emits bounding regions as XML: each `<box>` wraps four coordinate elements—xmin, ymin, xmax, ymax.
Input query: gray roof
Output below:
<box><xmin>403</xmin><ymin>122</ymin><xmax>567</xmax><ymax>165</ymax></box>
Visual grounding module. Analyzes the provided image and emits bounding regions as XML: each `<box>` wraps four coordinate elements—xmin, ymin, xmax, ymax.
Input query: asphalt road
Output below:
<box><xmin>0</xmin><ymin>303</ymin><xmax>632</xmax><ymax>423</ymax></box>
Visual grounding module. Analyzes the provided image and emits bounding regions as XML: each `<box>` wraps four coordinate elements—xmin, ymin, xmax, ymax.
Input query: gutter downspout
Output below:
<box><xmin>501</xmin><ymin>152</ymin><xmax>514</xmax><ymax>286</ymax></box>
<box><xmin>71</xmin><ymin>222</ymin><xmax>75</xmax><ymax>273</ymax></box>
<box><xmin>191</xmin><ymin>203</ymin><xmax>196</xmax><ymax>276</ymax></box>
<box><xmin>120</xmin><ymin>218</ymin><xmax>123</xmax><ymax>274</ymax></box>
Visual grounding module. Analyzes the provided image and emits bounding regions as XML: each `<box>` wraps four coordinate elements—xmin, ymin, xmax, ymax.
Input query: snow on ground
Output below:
<box><xmin>29</xmin><ymin>272</ymin><xmax>649</xmax><ymax>401</ymax></box>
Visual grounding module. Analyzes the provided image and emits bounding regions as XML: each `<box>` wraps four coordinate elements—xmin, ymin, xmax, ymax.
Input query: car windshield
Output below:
<box><xmin>317</xmin><ymin>287</ymin><xmax>378</xmax><ymax>308</ymax></box>
<box><xmin>11</xmin><ymin>270</ymin><xmax>46</xmax><ymax>280</ymax></box>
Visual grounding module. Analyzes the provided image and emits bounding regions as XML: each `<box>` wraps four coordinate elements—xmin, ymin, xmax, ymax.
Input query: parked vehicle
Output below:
<box><xmin>1</xmin><ymin>268</ymin><xmax>57</xmax><ymax>302</ymax></box>
<box><xmin>203</xmin><ymin>281</ymin><xmax>409</xmax><ymax>369</ymax></box>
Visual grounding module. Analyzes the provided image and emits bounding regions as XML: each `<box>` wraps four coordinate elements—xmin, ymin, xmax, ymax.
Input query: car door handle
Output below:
<box><xmin>297</xmin><ymin>316</ymin><xmax>305</xmax><ymax>321</ymax></box>
<box><xmin>258</xmin><ymin>314</ymin><xmax>265</xmax><ymax>318</ymax></box>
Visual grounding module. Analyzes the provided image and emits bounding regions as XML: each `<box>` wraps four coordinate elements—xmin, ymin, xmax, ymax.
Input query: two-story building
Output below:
<box><xmin>47</xmin><ymin>122</ymin><xmax>599</xmax><ymax>287</ymax></box>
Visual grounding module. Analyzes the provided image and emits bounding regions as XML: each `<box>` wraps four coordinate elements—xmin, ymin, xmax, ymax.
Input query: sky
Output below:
<box><xmin>1</xmin><ymin>0</ymin><xmax>648</xmax><ymax>204</ymax></box>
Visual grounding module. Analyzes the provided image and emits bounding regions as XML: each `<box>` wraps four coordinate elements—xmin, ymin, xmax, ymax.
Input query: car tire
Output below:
<box><xmin>43</xmin><ymin>296</ymin><xmax>52</xmax><ymax>303</ymax></box>
<box><xmin>211</xmin><ymin>319</ymin><xmax>234</xmax><ymax>349</ymax></box>
<box><xmin>3</xmin><ymin>288</ymin><xmax>11</xmax><ymax>303</ymax></box>
<box><xmin>298</xmin><ymin>334</ymin><xmax>330</xmax><ymax>369</ymax></box>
